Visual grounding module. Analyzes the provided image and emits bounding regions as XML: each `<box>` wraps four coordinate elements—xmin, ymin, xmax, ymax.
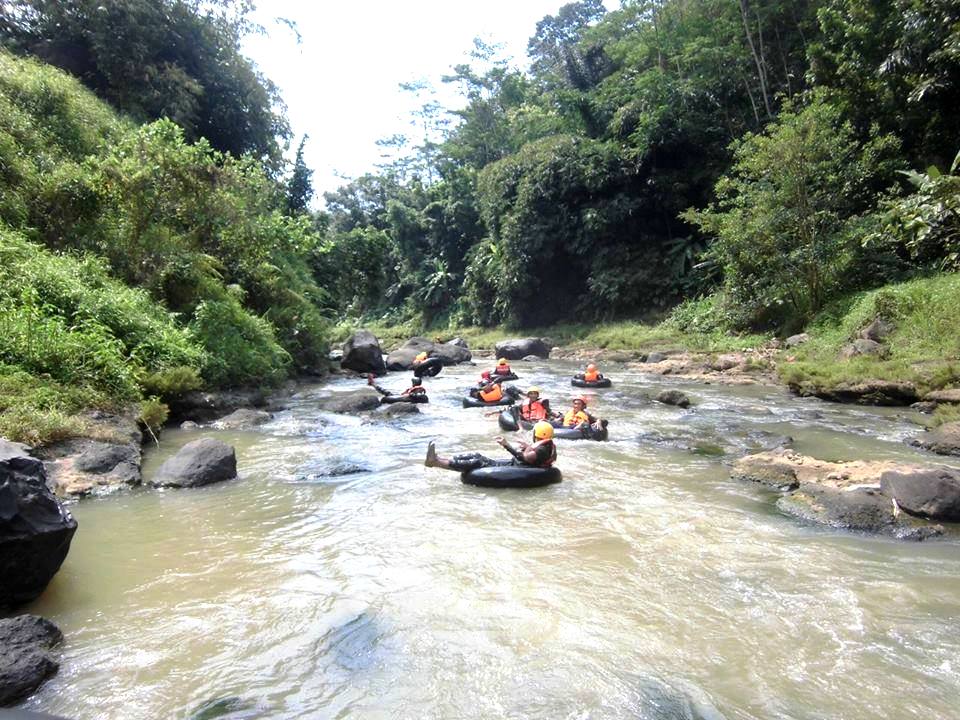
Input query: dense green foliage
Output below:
<box><xmin>0</xmin><ymin>48</ymin><xmax>328</xmax><ymax>441</ymax></box>
<box><xmin>318</xmin><ymin>0</ymin><xmax>960</xmax><ymax>336</ymax></box>
<box><xmin>0</xmin><ymin>0</ymin><xmax>286</xmax><ymax>161</ymax></box>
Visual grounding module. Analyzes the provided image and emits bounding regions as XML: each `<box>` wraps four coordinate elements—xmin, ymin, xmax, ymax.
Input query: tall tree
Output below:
<box><xmin>286</xmin><ymin>135</ymin><xmax>313</xmax><ymax>214</ymax></box>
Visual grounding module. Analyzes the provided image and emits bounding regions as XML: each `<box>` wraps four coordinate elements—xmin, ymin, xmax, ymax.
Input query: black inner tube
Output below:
<box><xmin>571</xmin><ymin>377</ymin><xmax>612</xmax><ymax>388</ymax></box>
<box><xmin>380</xmin><ymin>394</ymin><xmax>429</xmax><ymax>404</ymax></box>
<box><xmin>498</xmin><ymin>407</ymin><xmax>520</xmax><ymax>431</ymax></box>
<box><xmin>461</xmin><ymin>465</ymin><xmax>562</xmax><ymax>488</ymax></box>
<box><xmin>462</xmin><ymin>395</ymin><xmax>514</xmax><ymax>408</ymax></box>
<box><xmin>413</xmin><ymin>357</ymin><xmax>443</xmax><ymax>377</ymax></box>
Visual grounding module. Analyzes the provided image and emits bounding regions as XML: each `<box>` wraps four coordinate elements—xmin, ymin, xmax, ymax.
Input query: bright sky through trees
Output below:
<box><xmin>243</xmin><ymin>1</ymin><xmax>616</xmax><ymax>198</ymax></box>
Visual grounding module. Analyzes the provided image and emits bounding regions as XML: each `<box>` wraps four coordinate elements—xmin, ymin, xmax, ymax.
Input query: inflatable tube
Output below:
<box><xmin>498</xmin><ymin>408</ymin><xmax>520</xmax><ymax>432</ymax></box>
<box><xmin>413</xmin><ymin>356</ymin><xmax>443</xmax><ymax>377</ymax></box>
<box><xmin>552</xmin><ymin>423</ymin><xmax>609</xmax><ymax>441</ymax></box>
<box><xmin>380</xmin><ymin>394</ymin><xmax>428</xmax><ymax>404</ymax></box>
<box><xmin>572</xmin><ymin>377</ymin><xmax>612</xmax><ymax>388</ymax></box>
<box><xmin>462</xmin><ymin>395</ymin><xmax>514</xmax><ymax>408</ymax></box>
<box><xmin>461</xmin><ymin>465</ymin><xmax>562</xmax><ymax>489</ymax></box>
<box><xmin>491</xmin><ymin>372</ymin><xmax>519</xmax><ymax>382</ymax></box>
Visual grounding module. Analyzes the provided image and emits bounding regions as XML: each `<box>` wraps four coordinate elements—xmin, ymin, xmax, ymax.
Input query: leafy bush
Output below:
<box><xmin>190</xmin><ymin>298</ymin><xmax>290</xmax><ymax>388</ymax></box>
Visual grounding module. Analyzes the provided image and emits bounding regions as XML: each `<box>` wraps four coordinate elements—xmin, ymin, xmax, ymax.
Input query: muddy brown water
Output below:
<box><xmin>22</xmin><ymin>360</ymin><xmax>960</xmax><ymax>719</ymax></box>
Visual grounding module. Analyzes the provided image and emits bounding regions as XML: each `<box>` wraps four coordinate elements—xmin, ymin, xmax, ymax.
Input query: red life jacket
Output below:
<box><xmin>521</xmin><ymin>399</ymin><xmax>548</xmax><ymax>421</ymax></box>
<box><xmin>479</xmin><ymin>384</ymin><xmax>504</xmax><ymax>403</ymax></box>
<box><xmin>494</xmin><ymin>363</ymin><xmax>512</xmax><ymax>375</ymax></box>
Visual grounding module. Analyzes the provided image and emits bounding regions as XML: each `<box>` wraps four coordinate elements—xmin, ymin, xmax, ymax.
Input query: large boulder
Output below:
<box><xmin>0</xmin><ymin>448</ymin><xmax>77</xmax><ymax>608</ymax></box>
<box><xmin>794</xmin><ymin>379</ymin><xmax>919</xmax><ymax>406</ymax></box>
<box><xmin>168</xmin><ymin>388</ymin><xmax>269</xmax><ymax>423</ymax></box>
<box><xmin>493</xmin><ymin>338</ymin><xmax>550</xmax><ymax>360</ymax></box>
<box><xmin>0</xmin><ymin>615</ymin><xmax>63</xmax><ymax>706</ymax></box>
<box><xmin>777</xmin><ymin>485</ymin><xmax>941</xmax><ymax>540</ymax></box>
<box><xmin>909</xmin><ymin>422</ymin><xmax>960</xmax><ymax>456</ymax></box>
<box><xmin>924</xmin><ymin>389</ymin><xmax>960</xmax><ymax>404</ymax></box>
<box><xmin>881</xmin><ymin>468</ymin><xmax>960</xmax><ymax>521</ymax></box>
<box><xmin>385</xmin><ymin>337</ymin><xmax>471</xmax><ymax>370</ymax></box>
<box><xmin>340</xmin><ymin>330</ymin><xmax>386</xmax><ymax>375</ymax></box>
<box><xmin>655</xmin><ymin>390</ymin><xmax>691</xmax><ymax>408</ymax></box>
<box><xmin>40</xmin><ymin>438</ymin><xmax>141</xmax><ymax>497</ymax></box>
<box><xmin>149</xmin><ymin>438</ymin><xmax>237</xmax><ymax>489</ymax></box>
<box><xmin>318</xmin><ymin>388</ymin><xmax>382</xmax><ymax>414</ymax></box>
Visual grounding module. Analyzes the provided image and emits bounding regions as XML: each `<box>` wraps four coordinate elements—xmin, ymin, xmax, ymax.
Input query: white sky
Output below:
<box><xmin>243</xmin><ymin>1</ymin><xmax>617</xmax><ymax>200</ymax></box>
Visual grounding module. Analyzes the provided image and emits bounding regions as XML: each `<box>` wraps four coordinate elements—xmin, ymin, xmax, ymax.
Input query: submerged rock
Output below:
<box><xmin>149</xmin><ymin>438</ymin><xmax>237</xmax><ymax>489</ymax></box>
<box><xmin>656</xmin><ymin>389</ymin><xmax>691</xmax><ymax>408</ymax></box>
<box><xmin>376</xmin><ymin>402</ymin><xmax>420</xmax><ymax>417</ymax></box>
<box><xmin>340</xmin><ymin>330</ymin><xmax>386</xmax><ymax>376</ymax></box>
<box><xmin>212</xmin><ymin>409</ymin><xmax>272</xmax><ymax>429</ymax></box>
<box><xmin>0</xmin><ymin>615</ymin><xmax>63</xmax><ymax>706</ymax></box>
<box><xmin>318</xmin><ymin>388</ymin><xmax>381</xmax><ymax>414</ymax></box>
<box><xmin>187</xmin><ymin>695</ymin><xmax>261</xmax><ymax>720</ymax></box>
<box><xmin>0</xmin><ymin>449</ymin><xmax>77</xmax><ymax>607</ymax></box>
<box><xmin>494</xmin><ymin>337</ymin><xmax>550</xmax><ymax>360</ymax></box>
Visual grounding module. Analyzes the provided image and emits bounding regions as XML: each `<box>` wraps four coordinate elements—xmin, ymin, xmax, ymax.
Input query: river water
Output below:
<box><xmin>23</xmin><ymin>360</ymin><xmax>960</xmax><ymax>720</ymax></box>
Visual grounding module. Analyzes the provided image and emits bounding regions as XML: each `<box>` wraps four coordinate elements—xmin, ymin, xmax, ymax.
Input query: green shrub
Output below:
<box><xmin>140</xmin><ymin>366</ymin><xmax>203</xmax><ymax>400</ymax></box>
<box><xmin>138</xmin><ymin>398</ymin><xmax>169</xmax><ymax>438</ymax></box>
<box><xmin>190</xmin><ymin>298</ymin><xmax>290</xmax><ymax>387</ymax></box>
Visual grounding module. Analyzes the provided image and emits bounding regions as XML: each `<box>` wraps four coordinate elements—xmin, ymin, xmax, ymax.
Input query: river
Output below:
<box><xmin>22</xmin><ymin>360</ymin><xmax>960</xmax><ymax>719</ymax></box>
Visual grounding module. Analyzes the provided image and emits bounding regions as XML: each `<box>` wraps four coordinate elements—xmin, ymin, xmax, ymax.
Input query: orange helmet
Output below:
<box><xmin>574</xmin><ymin>396</ymin><xmax>588</xmax><ymax>407</ymax></box>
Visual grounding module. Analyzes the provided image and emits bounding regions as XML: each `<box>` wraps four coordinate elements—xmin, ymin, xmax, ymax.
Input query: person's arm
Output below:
<box><xmin>496</xmin><ymin>436</ymin><xmax>526</xmax><ymax>462</ymax></box>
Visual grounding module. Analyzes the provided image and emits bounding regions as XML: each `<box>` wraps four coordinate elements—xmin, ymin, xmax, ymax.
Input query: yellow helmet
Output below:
<box><xmin>527</xmin><ymin>386</ymin><xmax>541</xmax><ymax>395</ymax></box>
<box><xmin>533</xmin><ymin>421</ymin><xmax>554</xmax><ymax>440</ymax></box>
<box><xmin>497</xmin><ymin>357</ymin><xmax>508</xmax><ymax>365</ymax></box>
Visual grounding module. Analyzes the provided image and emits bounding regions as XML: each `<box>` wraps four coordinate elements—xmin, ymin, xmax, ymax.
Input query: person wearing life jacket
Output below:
<box><xmin>563</xmin><ymin>397</ymin><xmax>594</xmax><ymax>428</ymax></box>
<box><xmin>425</xmin><ymin>421</ymin><xmax>557</xmax><ymax>471</ymax></box>
<box><xmin>414</xmin><ymin>351</ymin><xmax>428</xmax><ymax>364</ymax></box>
<box><xmin>519</xmin><ymin>387</ymin><xmax>554</xmax><ymax>423</ymax></box>
<box><xmin>492</xmin><ymin>358</ymin><xmax>512</xmax><ymax>376</ymax></box>
<box><xmin>478</xmin><ymin>381</ymin><xmax>504</xmax><ymax>404</ymax></box>
<box><xmin>368</xmin><ymin>374</ymin><xmax>428</xmax><ymax>402</ymax></box>
<box><xmin>581</xmin><ymin>363</ymin><xmax>603</xmax><ymax>383</ymax></box>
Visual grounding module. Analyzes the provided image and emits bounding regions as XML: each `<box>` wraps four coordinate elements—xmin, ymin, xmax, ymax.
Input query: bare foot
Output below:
<box><xmin>367</xmin><ymin>373</ymin><xmax>375</xmax><ymax>386</ymax></box>
<box><xmin>424</xmin><ymin>440</ymin><xmax>438</xmax><ymax>467</ymax></box>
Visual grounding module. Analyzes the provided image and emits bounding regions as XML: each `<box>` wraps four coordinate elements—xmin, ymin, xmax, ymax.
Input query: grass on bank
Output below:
<box><xmin>779</xmin><ymin>273</ymin><xmax>960</xmax><ymax>396</ymax></box>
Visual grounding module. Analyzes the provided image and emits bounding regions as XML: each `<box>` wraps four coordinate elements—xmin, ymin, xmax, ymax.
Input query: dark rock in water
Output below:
<box><xmin>187</xmin><ymin>696</ymin><xmax>261</xmax><ymax>720</ymax></box>
<box><xmin>494</xmin><ymin>337</ymin><xmax>550</xmax><ymax>360</ymax></box>
<box><xmin>656</xmin><ymin>389</ymin><xmax>691</xmax><ymax>408</ymax></box>
<box><xmin>911</xmin><ymin>401</ymin><xmax>937</xmax><ymax>414</ymax></box>
<box><xmin>168</xmin><ymin>388</ymin><xmax>268</xmax><ymax>423</ymax></box>
<box><xmin>212</xmin><ymin>409</ymin><xmax>272</xmax><ymax>429</ymax></box>
<box><xmin>319</xmin><ymin>388</ymin><xmax>381</xmax><ymax>414</ymax></box>
<box><xmin>148</xmin><ymin>438</ymin><xmax>237</xmax><ymax>489</ymax></box>
<box><xmin>626</xmin><ymin>674</ymin><xmax>726</xmax><ymax>720</ymax></box>
<box><xmin>0</xmin><ymin>450</ymin><xmax>77</xmax><ymax>608</ymax></box>
<box><xmin>796</xmin><ymin>379</ymin><xmax>918</xmax><ymax>406</ymax></box>
<box><xmin>743</xmin><ymin>430</ymin><xmax>793</xmax><ymax>452</ymax></box>
<box><xmin>0</xmin><ymin>615</ymin><xmax>63</xmax><ymax>706</ymax></box>
<box><xmin>386</xmin><ymin>337</ymin><xmax>472</xmax><ymax>370</ymax></box>
<box><xmin>777</xmin><ymin>485</ymin><xmax>942</xmax><ymax>541</ymax></box>
<box><xmin>377</xmin><ymin>403</ymin><xmax>420</xmax><ymax>417</ymax></box>
<box><xmin>340</xmin><ymin>329</ymin><xmax>386</xmax><ymax>376</ymax></box>
<box><xmin>298</xmin><ymin>462</ymin><xmax>367</xmax><ymax>481</ymax></box>
<box><xmin>860</xmin><ymin>316</ymin><xmax>895</xmax><ymax>342</ymax></box>
<box><xmin>909</xmin><ymin>422</ymin><xmax>960</xmax><ymax>456</ymax></box>
<box><xmin>646</xmin><ymin>351</ymin><xmax>668</xmax><ymax>363</ymax></box>
<box><xmin>880</xmin><ymin>467</ymin><xmax>960</xmax><ymax>522</ymax></box>
<box><xmin>521</xmin><ymin>354</ymin><xmax>540</xmax><ymax>362</ymax></box>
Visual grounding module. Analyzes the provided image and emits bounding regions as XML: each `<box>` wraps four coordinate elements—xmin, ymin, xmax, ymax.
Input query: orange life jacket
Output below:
<box><xmin>479</xmin><ymin>384</ymin><xmax>504</xmax><ymax>403</ymax></box>
<box><xmin>402</xmin><ymin>386</ymin><xmax>426</xmax><ymax>396</ymax></box>
<box><xmin>528</xmin><ymin>439</ymin><xmax>557</xmax><ymax>467</ymax></box>
<box><xmin>563</xmin><ymin>409</ymin><xmax>590</xmax><ymax>427</ymax></box>
<box><xmin>584</xmin><ymin>369</ymin><xmax>600</xmax><ymax>382</ymax></box>
<box><xmin>521</xmin><ymin>399</ymin><xmax>548</xmax><ymax>421</ymax></box>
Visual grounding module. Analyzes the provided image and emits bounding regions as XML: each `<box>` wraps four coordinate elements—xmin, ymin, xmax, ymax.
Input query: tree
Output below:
<box><xmin>685</xmin><ymin>93</ymin><xmax>900</xmax><ymax>326</ymax></box>
<box><xmin>286</xmin><ymin>135</ymin><xmax>313</xmax><ymax>214</ymax></box>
